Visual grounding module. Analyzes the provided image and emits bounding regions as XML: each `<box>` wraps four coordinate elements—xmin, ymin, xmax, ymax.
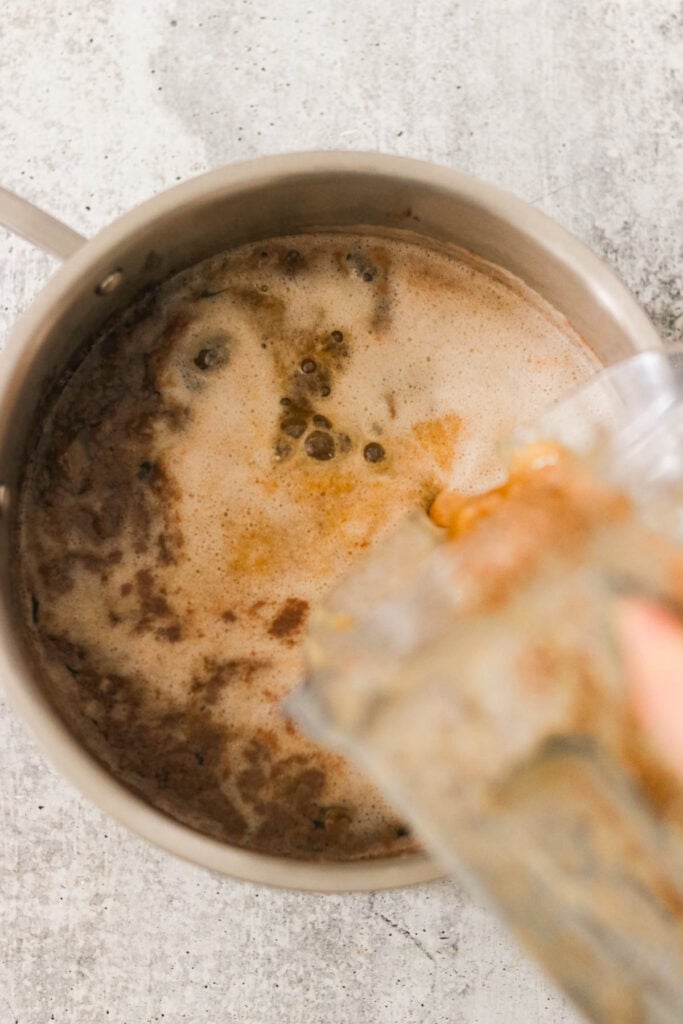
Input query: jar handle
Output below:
<box><xmin>0</xmin><ymin>187</ymin><xmax>87</xmax><ymax>261</ymax></box>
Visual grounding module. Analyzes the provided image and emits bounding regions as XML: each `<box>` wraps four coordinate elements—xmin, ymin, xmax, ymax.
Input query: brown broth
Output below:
<box><xmin>15</xmin><ymin>232</ymin><xmax>599</xmax><ymax>859</ymax></box>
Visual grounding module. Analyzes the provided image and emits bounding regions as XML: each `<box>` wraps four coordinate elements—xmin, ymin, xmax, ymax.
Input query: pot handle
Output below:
<box><xmin>0</xmin><ymin>187</ymin><xmax>87</xmax><ymax>261</ymax></box>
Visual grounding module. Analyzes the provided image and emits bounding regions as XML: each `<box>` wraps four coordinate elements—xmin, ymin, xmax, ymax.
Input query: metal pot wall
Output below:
<box><xmin>0</xmin><ymin>152</ymin><xmax>662</xmax><ymax>891</ymax></box>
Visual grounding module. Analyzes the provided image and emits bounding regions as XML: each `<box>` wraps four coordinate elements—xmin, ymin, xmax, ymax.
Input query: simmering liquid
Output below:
<box><xmin>16</xmin><ymin>232</ymin><xmax>600</xmax><ymax>859</ymax></box>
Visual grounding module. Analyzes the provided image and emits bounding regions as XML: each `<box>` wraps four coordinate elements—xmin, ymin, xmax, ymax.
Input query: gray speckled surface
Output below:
<box><xmin>0</xmin><ymin>2</ymin><xmax>681</xmax><ymax>1022</ymax></box>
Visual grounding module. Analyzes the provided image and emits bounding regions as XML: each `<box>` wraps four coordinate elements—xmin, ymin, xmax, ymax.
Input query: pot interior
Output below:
<box><xmin>0</xmin><ymin>158</ymin><xmax>660</xmax><ymax>888</ymax></box>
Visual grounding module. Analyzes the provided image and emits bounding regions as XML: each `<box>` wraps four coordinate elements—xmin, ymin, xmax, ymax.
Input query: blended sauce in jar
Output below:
<box><xmin>15</xmin><ymin>232</ymin><xmax>600</xmax><ymax>858</ymax></box>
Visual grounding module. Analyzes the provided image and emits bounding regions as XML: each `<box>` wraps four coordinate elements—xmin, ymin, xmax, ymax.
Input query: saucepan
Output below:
<box><xmin>0</xmin><ymin>151</ymin><xmax>661</xmax><ymax>890</ymax></box>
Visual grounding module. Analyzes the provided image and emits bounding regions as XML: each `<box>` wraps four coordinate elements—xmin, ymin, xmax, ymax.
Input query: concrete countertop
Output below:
<box><xmin>1</xmin><ymin>2</ymin><xmax>681</xmax><ymax>1021</ymax></box>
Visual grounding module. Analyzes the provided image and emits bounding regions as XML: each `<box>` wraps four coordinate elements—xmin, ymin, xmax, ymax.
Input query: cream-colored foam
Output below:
<box><xmin>17</xmin><ymin>232</ymin><xmax>600</xmax><ymax>857</ymax></box>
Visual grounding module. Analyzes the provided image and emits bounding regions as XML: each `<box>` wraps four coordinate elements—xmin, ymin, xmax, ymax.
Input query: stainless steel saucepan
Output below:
<box><xmin>0</xmin><ymin>151</ymin><xmax>661</xmax><ymax>891</ymax></box>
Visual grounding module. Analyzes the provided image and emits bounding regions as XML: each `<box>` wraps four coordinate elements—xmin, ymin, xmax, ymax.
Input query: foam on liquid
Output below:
<box><xmin>17</xmin><ymin>233</ymin><xmax>600</xmax><ymax>859</ymax></box>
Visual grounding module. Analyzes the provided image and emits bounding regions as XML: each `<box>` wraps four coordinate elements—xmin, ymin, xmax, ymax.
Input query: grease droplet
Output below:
<box><xmin>275</xmin><ymin>441</ymin><xmax>292</xmax><ymax>461</ymax></box>
<box><xmin>364</xmin><ymin>442</ymin><xmax>385</xmax><ymax>463</ymax></box>
<box><xmin>281</xmin><ymin>415</ymin><xmax>307</xmax><ymax>439</ymax></box>
<box><xmin>194</xmin><ymin>348</ymin><xmax>221</xmax><ymax>370</ymax></box>
<box><xmin>305</xmin><ymin>431</ymin><xmax>335</xmax><ymax>461</ymax></box>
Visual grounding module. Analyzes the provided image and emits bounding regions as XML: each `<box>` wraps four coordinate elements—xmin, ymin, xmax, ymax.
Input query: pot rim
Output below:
<box><xmin>0</xmin><ymin>151</ymin><xmax>662</xmax><ymax>891</ymax></box>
